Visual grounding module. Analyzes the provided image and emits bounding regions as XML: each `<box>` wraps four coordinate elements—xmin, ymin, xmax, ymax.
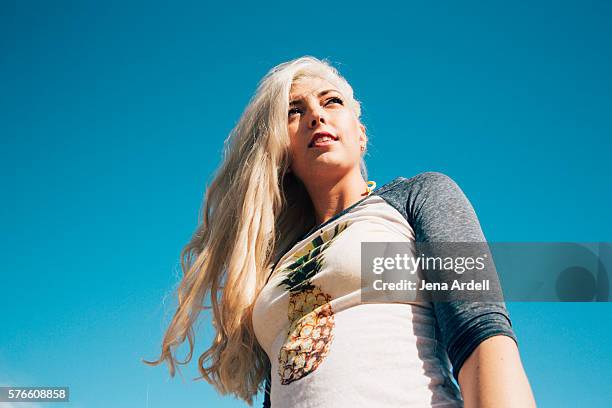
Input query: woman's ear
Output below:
<box><xmin>359</xmin><ymin>123</ymin><xmax>367</xmax><ymax>151</ymax></box>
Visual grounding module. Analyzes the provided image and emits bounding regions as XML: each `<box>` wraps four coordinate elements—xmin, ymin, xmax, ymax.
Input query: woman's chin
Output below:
<box><xmin>305</xmin><ymin>160</ymin><xmax>355</xmax><ymax>180</ymax></box>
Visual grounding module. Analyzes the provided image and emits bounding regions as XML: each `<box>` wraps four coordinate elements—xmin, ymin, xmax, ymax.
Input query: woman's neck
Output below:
<box><xmin>301</xmin><ymin>168</ymin><xmax>370</xmax><ymax>226</ymax></box>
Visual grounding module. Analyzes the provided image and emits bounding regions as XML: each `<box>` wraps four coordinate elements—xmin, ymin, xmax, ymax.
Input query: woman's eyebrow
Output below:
<box><xmin>289</xmin><ymin>89</ymin><xmax>340</xmax><ymax>106</ymax></box>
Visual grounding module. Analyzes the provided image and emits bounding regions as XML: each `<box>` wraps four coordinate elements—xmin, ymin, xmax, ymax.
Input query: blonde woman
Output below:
<box><xmin>146</xmin><ymin>56</ymin><xmax>536</xmax><ymax>407</ymax></box>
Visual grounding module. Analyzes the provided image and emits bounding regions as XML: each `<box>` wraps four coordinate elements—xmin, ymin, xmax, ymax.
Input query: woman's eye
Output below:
<box><xmin>326</xmin><ymin>97</ymin><xmax>344</xmax><ymax>105</ymax></box>
<box><xmin>288</xmin><ymin>97</ymin><xmax>342</xmax><ymax>117</ymax></box>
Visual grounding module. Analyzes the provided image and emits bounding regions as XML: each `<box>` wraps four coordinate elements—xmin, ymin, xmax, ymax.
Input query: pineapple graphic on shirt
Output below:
<box><xmin>277</xmin><ymin>222</ymin><xmax>348</xmax><ymax>385</ymax></box>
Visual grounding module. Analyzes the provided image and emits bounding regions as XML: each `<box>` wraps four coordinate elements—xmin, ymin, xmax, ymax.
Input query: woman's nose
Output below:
<box><xmin>308</xmin><ymin>107</ymin><xmax>327</xmax><ymax>128</ymax></box>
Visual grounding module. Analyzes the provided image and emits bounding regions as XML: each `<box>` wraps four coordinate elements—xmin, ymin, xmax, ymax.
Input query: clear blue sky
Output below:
<box><xmin>1</xmin><ymin>1</ymin><xmax>611</xmax><ymax>407</ymax></box>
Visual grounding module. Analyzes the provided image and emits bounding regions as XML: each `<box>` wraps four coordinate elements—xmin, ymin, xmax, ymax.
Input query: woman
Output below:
<box><xmin>146</xmin><ymin>56</ymin><xmax>536</xmax><ymax>407</ymax></box>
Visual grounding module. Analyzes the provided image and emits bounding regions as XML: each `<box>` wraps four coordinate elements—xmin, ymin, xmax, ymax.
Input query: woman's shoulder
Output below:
<box><xmin>374</xmin><ymin>172</ymin><xmax>472</xmax><ymax>225</ymax></box>
<box><xmin>385</xmin><ymin>171</ymin><xmax>460</xmax><ymax>191</ymax></box>
<box><xmin>376</xmin><ymin>171</ymin><xmax>464</xmax><ymax>201</ymax></box>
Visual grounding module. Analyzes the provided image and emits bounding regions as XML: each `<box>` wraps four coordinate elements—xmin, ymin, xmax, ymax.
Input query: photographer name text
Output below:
<box><xmin>372</xmin><ymin>279</ymin><xmax>491</xmax><ymax>291</ymax></box>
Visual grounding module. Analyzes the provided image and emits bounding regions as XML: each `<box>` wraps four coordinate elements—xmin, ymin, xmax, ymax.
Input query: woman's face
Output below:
<box><xmin>287</xmin><ymin>76</ymin><xmax>366</xmax><ymax>183</ymax></box>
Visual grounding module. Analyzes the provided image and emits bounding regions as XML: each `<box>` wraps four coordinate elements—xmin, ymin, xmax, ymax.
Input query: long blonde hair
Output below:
<box><xmin>145</xmin><ymin>56</ymin><xmax>366</xmax><ymax>405</ymax></box>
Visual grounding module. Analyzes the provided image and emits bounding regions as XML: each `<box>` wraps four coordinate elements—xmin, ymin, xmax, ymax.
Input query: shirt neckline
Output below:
<box><xmin>296</xmin><ymin>176</ymin><xmax>403</xmax><ymax>242</ymax></box>
<box><xmin>263</xmin><ymin>176</ymin><xmax>404</xmax><ymax>286</ymax></box>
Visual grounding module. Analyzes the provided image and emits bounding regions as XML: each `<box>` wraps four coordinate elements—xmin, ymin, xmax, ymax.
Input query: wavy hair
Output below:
<box><xmin>144</xmin><ymin>56</ymin><xmax>366</xmax><ymax>404</ymax></box>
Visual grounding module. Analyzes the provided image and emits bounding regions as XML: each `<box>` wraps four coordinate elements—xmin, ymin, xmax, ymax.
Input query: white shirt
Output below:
<box><xmin>252</xmin><ymin>195</ymin><xmax>464</xmax><ymax>407</ymax></box>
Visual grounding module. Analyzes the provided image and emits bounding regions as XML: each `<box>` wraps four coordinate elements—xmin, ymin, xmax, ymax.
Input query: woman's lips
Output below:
<box><xmin>308</xmin><ymin>132</ymin><xmax>338</xmax><ymax>148</ymax></box>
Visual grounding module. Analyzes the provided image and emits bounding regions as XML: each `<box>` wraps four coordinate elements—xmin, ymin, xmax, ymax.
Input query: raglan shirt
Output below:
<box><xmin>252</xmin><ymin>172</ymin><xmax>517</xmax><ymax>408</ymax></box>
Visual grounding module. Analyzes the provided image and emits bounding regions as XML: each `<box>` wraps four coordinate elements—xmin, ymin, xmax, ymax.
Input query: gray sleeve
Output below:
<box><xmin>388</xmin><ymin>171</ymin><xmax>518</xmax><ymax>381</ymax></box>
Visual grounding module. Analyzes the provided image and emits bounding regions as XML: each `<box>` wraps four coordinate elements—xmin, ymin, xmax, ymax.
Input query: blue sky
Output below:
<box><xmin>1</xmin><ymin>1</ymin><xmax>611</xmax><ymax>407</ymax></box>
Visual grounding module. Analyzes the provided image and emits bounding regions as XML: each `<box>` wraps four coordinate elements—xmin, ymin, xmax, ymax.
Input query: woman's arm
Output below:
<box><xmin>381</xmin><ymin>172</ymin><xmax>535</xmax><ymax>405</ymax></box>
<box><xmin>459</xmin><ymin>335</ymin><xmax>536</xmax><ymax>407</ymax></box>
